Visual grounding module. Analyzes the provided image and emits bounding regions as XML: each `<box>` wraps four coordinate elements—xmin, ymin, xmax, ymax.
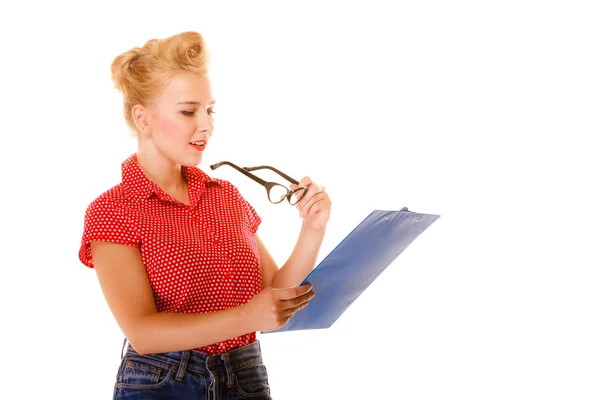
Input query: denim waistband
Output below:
<box><xmin>122</xmin><ymin>339</ymin><xmax>264</xmax><ymax>383</ymax></box>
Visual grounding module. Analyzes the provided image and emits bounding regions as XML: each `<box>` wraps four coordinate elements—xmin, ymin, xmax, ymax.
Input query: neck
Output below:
<box><xmin>136</xmin><ymin>147</ymin><xmax>187</xmax><ymax>193</ymax></box>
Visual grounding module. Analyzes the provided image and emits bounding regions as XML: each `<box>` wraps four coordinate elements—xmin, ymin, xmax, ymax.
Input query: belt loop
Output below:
<box><xmin>206</xmin><ymin>355</ymin><xmax>216</xmax><ymax>400</ymax></box>
<box><xmin>221</xmin><ymin>353</ymin><xmax>235</xmax><ymax>388</ymax></box>
<box><xmin>120</xmin><ymin>337</ymin><xmax>128</xmax><ymax>359</ymax></box>
<box><xmin>175</xmin><ymin>350</ymin><xmax>191</xmax><ymax>382</ymax></box>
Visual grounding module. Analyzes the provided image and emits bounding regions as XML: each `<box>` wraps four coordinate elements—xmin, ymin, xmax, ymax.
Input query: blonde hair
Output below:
<box><xmin>110</xmin><ymin>31</ymin><xmax>210</xmax><ymax>133</ymax></box>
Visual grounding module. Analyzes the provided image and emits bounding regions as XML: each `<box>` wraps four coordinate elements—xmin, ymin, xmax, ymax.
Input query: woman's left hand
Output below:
<box><xmin>290</xmin><ymin>177</ymin><xmax>332</xmax><ymax>232</ymax></box>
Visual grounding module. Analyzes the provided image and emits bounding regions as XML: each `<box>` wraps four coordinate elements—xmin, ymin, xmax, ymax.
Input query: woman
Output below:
<box><xmin>78</xmin><ymin>31</ymin><xmax>331</xmax><ymax>399</ymax></box>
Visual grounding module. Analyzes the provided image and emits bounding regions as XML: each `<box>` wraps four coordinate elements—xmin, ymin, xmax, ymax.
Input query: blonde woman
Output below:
<box><xmin>78</xmin><ymin>31</ymin><xmax>331</xmax><ymax>399</ymax></box>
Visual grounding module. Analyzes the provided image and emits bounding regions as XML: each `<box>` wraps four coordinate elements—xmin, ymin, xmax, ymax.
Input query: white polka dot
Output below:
<box><xmin>78</xmin><ymin>153</ymin><xmax>262</xmax><ymax>354</ymax></box>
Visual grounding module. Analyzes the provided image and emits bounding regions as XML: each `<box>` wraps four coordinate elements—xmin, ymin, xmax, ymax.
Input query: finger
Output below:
<box><xmin>295</xmin><ymin>183</ymin><xmax>325</xmax><ymax>211</ymax></box>
<box><xmin>279</xmin><ymin>314</ymin><xmax>293</xmax><ymax>328</ymax></box>
<box><xmin>290</xmin><ymin>175</ymin><xmax>312</xmax><ymax>188</ymax></box>
<box><xmin>300</xmin><ymin>192</ymin><xmax>329</xmax><ymax>216</ymax></box>
<box><xmin>301</xmin><ymin>196</ymin><xmax>325</xmax><ymax>217</ymax></box>
<box><xmin>291</xmin><ymin>181</ymin><xmax>317</xmax><ymax>203</ymax></box>
<box><xmin>298</xmin><ymin>176</ymin><xmax>312</xmax><ymax>187</ymax></box>
<box><xmin>306</xmin><ymin>199</ymin><xmax>330</xmax><ymax>218</ymax></box>
<box><xmin>280</xmin><ymin>290</ymin><xmax>315</xmax><ymax>311</ymax></box>
<box><xmin>277</xmin><ymin>284</ymin><xmax>313</xmax><ymax>300</ymax></box>
<box><xmin>280</xmin><ymin>297</ymin><xmax>312</xmax><ymax>319</ymax></box>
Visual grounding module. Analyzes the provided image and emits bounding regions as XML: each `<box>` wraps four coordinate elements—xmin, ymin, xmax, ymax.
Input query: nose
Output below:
<box><xmin>196</xmin><ymin>111</ymin><xmax>214</xmax><ymax>136</ymax></box>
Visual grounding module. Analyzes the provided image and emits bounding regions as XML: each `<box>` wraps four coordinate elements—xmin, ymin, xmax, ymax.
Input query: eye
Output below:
<box><xmin>181</xmin><ymin>110</ymin><xmax>195</xmax><ymax>116</ymax></box>
<box><xmin>208</xmin><ymin>109</ymin><xmax>216</xmax><ymax>116</ymax></box>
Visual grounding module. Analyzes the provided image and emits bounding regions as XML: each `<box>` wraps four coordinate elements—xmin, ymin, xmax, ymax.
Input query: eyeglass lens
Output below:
<box><xmin>268</xmin><ymin>184</ymin><xmax>289</xmax><ymax>204</ymax></box>
<box><xmin>289</xmin><ymin>187</ymin><xmax>307</xmax><ymax>205</ymax></box>
<box><xmin>267</xmin><ymin>185</ymin><xmax>308</xmax><ymax>205</ymax></box>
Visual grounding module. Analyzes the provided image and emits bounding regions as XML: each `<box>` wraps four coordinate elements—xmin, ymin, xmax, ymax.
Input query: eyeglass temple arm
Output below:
<box><xmin>210</xmin><ymin>161</ymin><xmax>268</xmax><ymax>187</ymax></box>
<box><xmin>242</xmin><ymin>165</ymin><xmax>299</xmax><ymax>185</ymax></box>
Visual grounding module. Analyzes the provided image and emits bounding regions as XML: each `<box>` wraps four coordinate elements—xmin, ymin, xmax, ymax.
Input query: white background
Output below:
<box><xmin>1</xmin><ymin>1</ymin><xmax>599</xmax><ymax>399</ymax></box>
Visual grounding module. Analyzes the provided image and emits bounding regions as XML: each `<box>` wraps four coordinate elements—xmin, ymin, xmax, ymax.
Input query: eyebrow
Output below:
<box><xmin>177</xmin><ymin>100</ymin><xmax>216</xmax><ymax>105</ymax></box>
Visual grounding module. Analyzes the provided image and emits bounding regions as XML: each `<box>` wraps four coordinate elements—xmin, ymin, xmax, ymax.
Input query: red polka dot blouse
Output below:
<box><xmin>78</xmin><ymin>153</ymin><xmax>262</xmax><ymax>355</ymax></box>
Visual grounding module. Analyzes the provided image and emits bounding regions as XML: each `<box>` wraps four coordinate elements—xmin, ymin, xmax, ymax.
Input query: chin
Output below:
<box><xmin>183</xmin><ymin>153</ymin><xmax>204</xmax><ymax>167</ymax></box>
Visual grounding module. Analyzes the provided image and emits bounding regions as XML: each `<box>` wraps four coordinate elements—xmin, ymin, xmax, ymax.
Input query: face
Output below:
<box><xmin>140</xmin><ymin>72</ymin><xmax>215</xmax><ymax>166</ymax></box>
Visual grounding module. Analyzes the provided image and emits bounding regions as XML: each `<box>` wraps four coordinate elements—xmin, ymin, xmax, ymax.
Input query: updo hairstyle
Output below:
<box><xmin>110</xmin><ymin>31</ymin><xmax>210</xmax><ymax>133</ymax></box>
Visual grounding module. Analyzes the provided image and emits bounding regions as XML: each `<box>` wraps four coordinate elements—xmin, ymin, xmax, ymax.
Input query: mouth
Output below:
<box><xmin>190</xmin><ymin>140</ymin><xmax>207</xmax><ymax>151</ymax></box>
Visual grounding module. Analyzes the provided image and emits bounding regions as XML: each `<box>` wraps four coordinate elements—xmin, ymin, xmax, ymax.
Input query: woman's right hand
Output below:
<box><xmin>243</xmin><ymin>284</ymin><xmax>315</xmax><ymax>333</ymax></box>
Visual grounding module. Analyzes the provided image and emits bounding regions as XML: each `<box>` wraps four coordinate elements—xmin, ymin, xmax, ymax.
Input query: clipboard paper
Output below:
<box><xmin>265</xmin><ymin>209</ymin><xmax>440</xmax><ymax>333</ymax></box>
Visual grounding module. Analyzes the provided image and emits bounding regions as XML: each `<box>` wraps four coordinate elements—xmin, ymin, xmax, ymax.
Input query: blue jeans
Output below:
<box><xmin>113</xmin><ymin>339</ymin><xmax>272</xmax><ymax>400</ymax></box>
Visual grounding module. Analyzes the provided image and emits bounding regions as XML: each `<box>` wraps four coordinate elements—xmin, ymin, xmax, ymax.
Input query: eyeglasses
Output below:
<box><xmin>210</xmin><ymin>161</ymin><xmax>309</xmax><ymax>205</ymax></box>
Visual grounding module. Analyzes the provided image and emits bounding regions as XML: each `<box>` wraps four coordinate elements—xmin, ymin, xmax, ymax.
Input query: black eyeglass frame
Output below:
<box><xmin>210</xmin><ymin>161</ymin><xmax>308</xmax><ymax>205</ymax></box>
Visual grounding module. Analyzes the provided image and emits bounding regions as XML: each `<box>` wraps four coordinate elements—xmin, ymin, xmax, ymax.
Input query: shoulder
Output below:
<box><xmin>80</xmin><ymin>182</ymin><xmax>139</xmax><ymax>241</ymax></box>
<box><xmin>84</xmin><ymin>183</ymin><xmax>130</xmax><ymax>217</ymax></box>
<box><xmin>209</xmin><ymin>178</ymin><xmax>244</xmax><ymax>198</ymax></box>
<box><xmin>79</xmin><ymin>183</ymin><xmax>139</xmax><ymax>268</ymax></box>
<box><xmin>210</xmin><ymin>179</ymin><xmax>261</xmax><ymax>228</ymax></box>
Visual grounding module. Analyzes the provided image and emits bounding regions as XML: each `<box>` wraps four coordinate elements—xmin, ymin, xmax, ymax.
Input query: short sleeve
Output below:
<box><xmin>229</xmin><ymin>184</ymin><xmax>262</xmax><ymax>234</ymax></box>
<box><xmin>241</xmin><ymin>195</ymin><xmax>262</xmax><ymax>234</ymax></box>
<box><xmin>78</xmin><ymin>197</ymin><xmax>140</xmax><ymax>268</ymax></box>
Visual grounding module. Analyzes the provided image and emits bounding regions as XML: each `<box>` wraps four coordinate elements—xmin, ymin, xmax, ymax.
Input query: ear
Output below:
<box><xmin>131</xmin><ymin>104</ymin><xmax>150</xmax><ymax>134</ymax></box>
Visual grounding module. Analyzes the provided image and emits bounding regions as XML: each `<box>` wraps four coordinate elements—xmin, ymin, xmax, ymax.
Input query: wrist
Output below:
<box><xmin>236</xmin><ymin>301</ymin><xmax>257</xmax><ymax>334</ymax></box>
<box><xmin>300</xmin><ymin>222</ymin><xmax>327</xmax><ymax>237</ymax></box>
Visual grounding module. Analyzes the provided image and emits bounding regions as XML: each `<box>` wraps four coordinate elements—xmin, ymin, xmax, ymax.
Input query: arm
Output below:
<box><xmin>258</xmin><ymin>177</ymin><xmax>331</xmax><ymax>289</ymax></box>
<box><xmin>91</xmin><ymin>241</ymin><xmax>313</xmax><ymax>354</ymax></box>
<box><xmin>258</xmin><ymin>227</ymin><xmax>325</xmax><ymax>289</ymax></box>
<box><xmin>92</xmin><ymin>241</ymin><xmax>252</xmax><ymax>354</ymax></box>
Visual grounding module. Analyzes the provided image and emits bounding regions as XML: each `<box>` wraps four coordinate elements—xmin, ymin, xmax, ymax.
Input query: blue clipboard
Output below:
<box><xmin>264</xmin><ymin>208</ymin><xmax>440</xmax><ymax>333</ymax></box>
